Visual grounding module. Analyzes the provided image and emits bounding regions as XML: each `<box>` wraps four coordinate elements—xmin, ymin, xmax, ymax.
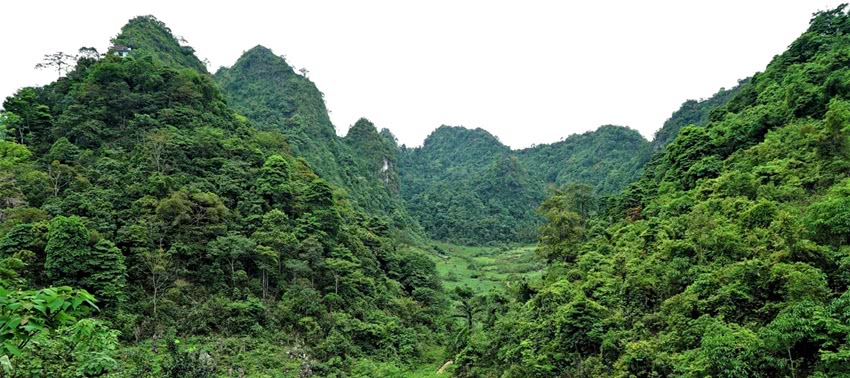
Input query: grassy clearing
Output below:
<box><xmin>421</xmin><ymin>242</ymin><xmax>543</xmax><ymax>293</ymax></box>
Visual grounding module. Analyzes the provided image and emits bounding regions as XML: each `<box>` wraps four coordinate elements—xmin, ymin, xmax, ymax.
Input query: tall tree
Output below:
<box><xmin>1</xmin><ymin>88</ymin><xmax>52</xmax><ymax>146</ymax></box>
<box><xmin>140</xmin><ymin>248</ymin><xmax>173</xmax><ymax>335</ymax></box>
<box><xmin>34</xmin><ymin>51</ymin><xmax>77</xmax><ymax>76</ymax></box>
<box><xmin>255</xmin><ymin>155</ymin><xmax>292</xmax><ymax>209</ymax></box>
<box><xmin>209</xmin><ymin>234</ymin><xmax>255</xmax><ymax>288</ymax></box>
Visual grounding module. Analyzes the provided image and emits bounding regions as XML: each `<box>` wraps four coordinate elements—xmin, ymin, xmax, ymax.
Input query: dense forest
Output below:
<box><xmin>0</xmin><ymin>16</ymin><xmax>445</xmax><ymax>376</ymax></box>
<box><xmin>214</xmin><ymin>46</ymin><xmax>421</xmax><ymax>243</ymax></box>
<box><xmin>399</xmin><ymin>124</ymin><xmax>649</xmax><ymax>245</ymax></box>
<box><xmin>398</xmin><ymin>126</ymin><xmax>543</xmax><ymax>245</ymax></box>
<box><xmin>447</xmin><ymin>6</ymin><xmax>850</xmax><ymax>377</ymax></box>
<box><xmin>399</xmin><ymin>85</ymin><xmax>752</xmax><ymax>245</ymax></box>
<box><xmin>2</xmin><ymin>5</ymin><xmax>850</xmax><ymax>378</ymax></box>
<box><xmin>650</xmin><ymin>79</ymin><xmax>749</xmax><ymax>151</ymax></box>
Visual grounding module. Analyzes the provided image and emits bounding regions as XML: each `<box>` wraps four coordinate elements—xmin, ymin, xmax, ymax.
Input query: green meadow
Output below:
<box><xmin>417</xmin><ymin>243</ymin><xmax>543</xmax><ymax>293</ymax></box>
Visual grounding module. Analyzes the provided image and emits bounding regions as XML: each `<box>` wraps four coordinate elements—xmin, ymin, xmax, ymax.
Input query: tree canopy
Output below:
<box><xmin>4</xmin><ymin>6</ymin><xmax>850</xmax><ymax>377</ymax></box>
<box><xmin>447</xmin><ymin>6</ymin><xmax>850</xmax><ymax>377</ymax></box>
<box><xmin>0</xmin><ymin>17</ymin><xmax>445</xmax><ymax>376</ymax></box>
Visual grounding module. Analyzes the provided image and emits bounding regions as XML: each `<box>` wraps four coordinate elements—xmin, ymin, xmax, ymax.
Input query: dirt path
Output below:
<box><xmin>436</xmin><ymin>360</ymin><xmax>453</xmax><ymax>374</ymax></box>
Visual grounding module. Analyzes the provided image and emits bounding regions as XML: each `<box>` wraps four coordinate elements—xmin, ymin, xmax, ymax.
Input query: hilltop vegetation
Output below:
<box><xmin>398</xmin><ymin>80</ymin><xmax>753</xmax><ymax>246</ymax></box>
<box><xmin>111</xmin><ymin>15</ymin><xmax>208</xmax><ymax>73</ymax></box>
<box><xmin>651</xmin><ymin>79</ymin><xmax>749</xmax><ymax>151</ymax></box>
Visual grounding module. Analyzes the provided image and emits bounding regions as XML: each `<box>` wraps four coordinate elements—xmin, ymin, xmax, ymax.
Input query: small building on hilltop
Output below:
<box><xmin>111</xmin><ymin>45</ymin><xmax>131</xmax><ymax>58</ymax></box>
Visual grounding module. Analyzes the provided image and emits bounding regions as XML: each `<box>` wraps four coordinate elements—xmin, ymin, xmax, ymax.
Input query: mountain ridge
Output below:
<box><xmin>3</xmin><ymin>7</ymin><xmax>848</xmax><ymax>377</ymax></box>
<box><xmin>214</xmin><ymin>43</ymin><xmax>423</xmax><ymax>240</ymax></box>
<box><xmin>0</xmin><ymin>15</ymin><xmax>446</xmax><ymax>375</ymax></box>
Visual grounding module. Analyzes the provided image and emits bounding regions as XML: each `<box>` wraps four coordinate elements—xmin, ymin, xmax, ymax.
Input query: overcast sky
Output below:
<box><xmin>1</xmin><ymin>1</ymin><xmax>844</xmax><ymax>148</ymax></box>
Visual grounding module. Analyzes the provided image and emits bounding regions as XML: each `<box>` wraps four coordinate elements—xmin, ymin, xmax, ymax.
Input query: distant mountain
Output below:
<box><xmin>214</xmin><ymin>45</ymin><xmax>753</xmax><ymax>247</ymax></box>
<box><xmin>399</xmin><ymin>124</ymin><xmax>651</xmax><ymax>245</ymax></box>
<box><xmin>519</xmin><ymin>125</ymin><xmax>652</xmax><ymax>194</ymax></box>
<box><xmin>394</xmin><ymin>79</ymin><xmax>755</xmax><ymax>245</ymax></box>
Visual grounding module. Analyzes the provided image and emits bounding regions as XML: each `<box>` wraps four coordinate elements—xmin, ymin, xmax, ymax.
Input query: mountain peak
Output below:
<box><xmin>344</xmin><ymin>118</ymin><xmax>398</xmax><ymax>154</ymax></box>
<box><xmin>425</xmin><ymin>125</ymin><xmax>505</xmax><ymax>149</ymax></box>
<box><xmin>220</xmin><ymin>45</ymin><xmax>295</xmax><ymax>78</ymax></box>
<box><xmin>111</xmin><ymin>15</ymin><xmax>207</xmax><ymax>73</ymax></box>
<box><xmin>238</xmin><ymin>45</ymin><xmax>286</xmax><ymax>64</ymax></box>
<box><xmin>244</xmin><ymin>44</ymin><xmax>276</xmax><ymax>57</ymax></box>
<box><xmin>346</xmin><ymin>118</ymin><xmax>379</xmax><ymax>137</ymax></box>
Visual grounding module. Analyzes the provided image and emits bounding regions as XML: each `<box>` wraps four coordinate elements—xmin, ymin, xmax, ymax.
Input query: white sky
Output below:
<box><xmin>1</xmin><ymin>1</ymin><xmax>844</xmax><ymax>148</ymax></box>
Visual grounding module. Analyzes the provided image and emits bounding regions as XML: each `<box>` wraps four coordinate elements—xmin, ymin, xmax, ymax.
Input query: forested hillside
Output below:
<box><xmin>519</xmin><ymin>125</ymin><xmax>652</xmax><ymax>193</ymax></box>
<box><xmin>212</xmin><ymin>38</ymin><xmax>742</xmax><ymax>248</ymax></box>
<box><xmin>398</xmin><ymin>126</ymin><xmax>540</xmax><ymax>245</ymax></box>
<box><xmin>398</xmin><ymin>83</ymin><xmax>752</xmax><ymax>246</ymax></box>
<box><xmin>652</xmin><ymin>79</ymin><xmax>749</xmax><ymax>151</ymax></box>
<box><xmin>214</xmin><ymin>46</ymin><xmax>421</xmax><ymax>241</ymax></box>
<box><xmin>450</xmin><ymin>6</ymin><xmax>850</xmax><ymax>377</ymax></box>
<box><xmin>399</xmin><ymin>124</ymin><xmax>651</xmax><ymax>245</ymax></box>
<box><xmin>213</xmin><ymin>45</ymin><xmax>659</xmax><ymax>247</ymax></box>
<box><xmin>0</xmin><ymin>16</ymin><xmax>445</xmax><ymax>376</ymax></box>
<box><xmin>3</xmin><ymin>5</ymin><xmax>849</xmax><ymax>378</ymax></box>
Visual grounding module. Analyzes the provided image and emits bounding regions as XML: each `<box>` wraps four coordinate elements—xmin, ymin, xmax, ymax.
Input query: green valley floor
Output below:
<box><xmin>407</xmin><ymin>243</ymin><xmax>543</xmax><ymax>294</ymax></box>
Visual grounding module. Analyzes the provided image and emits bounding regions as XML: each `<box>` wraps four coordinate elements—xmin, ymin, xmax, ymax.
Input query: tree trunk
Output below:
<box><xmin>788</xmin><ymin>347</ymin><xmax>796</xmax><ymax>378</ymax></box>
<box><xmin>152</xmin><ymin>281</ymin><xmax>158</xmax><ymax>325</ymax></box>
<box><xmin>262</xmin><ymin>269</ymin><xmax>268</xmax><ymax>299</ymax></box>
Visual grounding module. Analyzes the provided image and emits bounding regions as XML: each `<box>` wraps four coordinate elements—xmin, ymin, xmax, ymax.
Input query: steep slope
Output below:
<box><xmin>399</xmin><ymin>126</ymin><xmax>540</xmax><ymax>245</ymax></box>
<box><xmin>399</xmin><ymin>126</ymin><xmax>511</xmax><ymax>205</ymax></box>
<box><xmin>342</xmin><ymin>118</ymin><xmax>401</xmax><ymax>193</ymax></box>
<box><xmin>0</xmin><ymin>17</ymin><xmax>444</xmax><ymax>376</ymax></box>
<box><xmin>214</xmin><ymin>45</ymin><xmax>340</xmax><ymax>180</ymax></box>
<box><xmin>215</xmin><ymin>46</ymin><xmax>420</xmax><ymax>239</ymax></box>
<box><xmin>652</xmin><ymin>78</ymin><xmax>749</xmax><ymax>151</ymax></box>
<box><xmin>454</xmin><ymin>6</ymin><xmax>850</xmax><ymax>377</ymax></box>
<box><xmin>399</xmin><ymin>125</ymin><xmax>650</xmax><ymax>245</ymax></box>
